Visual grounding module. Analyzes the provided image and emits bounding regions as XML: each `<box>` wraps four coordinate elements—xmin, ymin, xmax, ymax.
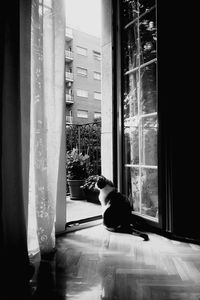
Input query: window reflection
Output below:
<box><xmin>124</xmin><ymin>124</ymin><xmax>139</xmax><ymax>165</ymax></box>
<box><xmin>141</xmin><ymin>168</ymin><xmax>158</xmax><ymax>218</ymax></box>
<box><xmin>140</xmin><ymin>116</ymin><xmax>157</xmax><ymax>166</ymax></box>
<box><xmin>140</xmin><ymin>62</ymin><xmax>157</xmax><ymax>114</ymax></box>
<box><xmin>139</xmin><ymin>0</ymin><xmax>155</xmax><ymax>15</ymax></box>
<box><xmin>124</xmin><ymin>71</ymin><xmax>139</xmax><ymax>119</ymax></box>
<box><xmin>125</xmin><ymin>167</ymin><xmax>140</xmax><ymax>212</ymax></box>
<box><xmin>122</xmin><ymin>0</ymin><xmax>158</xmax><ymax>222</ymax></box>
<box><xmin>139</xmin><ymin>9</ymin><xmax>157</xmax><ymax>64</ymax></box>
<box><xmin>123</xmin><ymin>24</ymin><xmax>139</xmax><ymax>73</ymax></box>
<box><xmin>122</xmin><ymin>0</ymin><xmax>138</xmax><ymax>25</ymax></box>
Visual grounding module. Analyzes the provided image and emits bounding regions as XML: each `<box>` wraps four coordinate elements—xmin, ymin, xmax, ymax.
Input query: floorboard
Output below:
<box><xmin>32</xmin><ymin>224</ymin><xmax>200</xmax><ymax>300</ymax></box>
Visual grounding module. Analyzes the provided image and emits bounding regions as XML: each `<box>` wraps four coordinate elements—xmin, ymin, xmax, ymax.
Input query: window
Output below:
<box><xmin>94</xmin><ymin>71</ymin><xmax>101</xmax><ymax>80</ymax></box>
<box><xmin>121</xmin><ymin>0</ymin><xmax>158</xmax><ymax>222</ymax></box>
<box><xmin>94</xmin><ymin>112</ymin><xmax>101</xmax><ymax>119</ymax></box>
<box><xmin>77</xmin><ymin>46</ymin><xmax>87</xmax><ymax>56</ymax></box>
<box><xmin>94</xmin><ymin>91</ymin><xmax>101</xmax><ymax>100</ymax></box>
<box><xmin>93</xmin><ymin>51</ymin><xmax>101</xmax><ymax>60</ymax></box>
<box><xmin>77</xmin><ymin>109</ymin><xmax>88</xmax><ymax>118</ymax></box>
<box><xmin>77</xmin><ymin>67</ymin><xmax>88</xmax><ymax>77</ymax></box>
<box><xmin>77</xmin><ymin>89</ymin><xmax>88</xmax><ymax>98</ymax></box>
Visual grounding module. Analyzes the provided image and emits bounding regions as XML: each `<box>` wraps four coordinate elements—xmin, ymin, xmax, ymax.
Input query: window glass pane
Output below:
<box><xmin>93</xmin><ymin>51</ymin><xmax>101</xmax><ymax>60</ymax></box>
<box><xmin>139</xmin><ymin>9</ymin><xmax>157</xmax><ymax>64</ymax></box>
<box><xmin>141</xmin><ymin>167</ymin><xmax>158</xmax><ymax>218</ymax></box>
<box><xmin>77</xmin><ymin>89</ymin><xmax>88</xmax><ymax>98</ymax></box>
<box><xmin>124</xmin><ymin>124</ymin><xmax>139</xmax><ymax>165</ymax></box>
<box><xmin>94</xmin><ymin>72</ymin><xmax>101</xmax><ymax>80</ymax></box>
<box><xmin>77</xmin><ymin>67</ymin><xmax>87</xmax><ymax>77</ymax></box>
<box><xmin>125</xmin><ymin>167</ymin><xmax>140</xmax><ymax>212</ymax></box>
<box><xmin>124</xmin><ymin>71</ymin><xmax>139</xmax><ymax>120</ymax></box>
<box><xmin>123</xmin><ymin>23</ymin><xmax>139</xmax><ymax>73</ymax></box>
<box><xmin>94</xmin><ymin>92</ymin><xmax>101</xmax><ymax>100</ymax></box>
<box><xmin>139</xmin><ymin>0</ymin><xmax>155</xmax><ymax>16</ymax></box>
<box><xmin>77</xmin><ymin>46</ymin><xmax>87</xmax><ymax>56</ymax></box>
<box><xmin>94</xmin><ymin>112</ymin><xmax>101</xmax><ymax>119</ymax></box>
<box><xmin>122</xmin><ymin>0</ymin><xmax>138</xmax><ymax>26</ymax></box>
<box><xmin>77</xmin><ymin>109</ymin><xmax>88</xmax><ymax>118</ymax></box>
<box><xmin>140</xmin><ymin>62</ymin><xmax>157</xmax><ymax>114</ymax></box>
<box><xmin>140</xmin><ymin>115</ymin><xmax>157</xmax><ymax>166</ymax></box>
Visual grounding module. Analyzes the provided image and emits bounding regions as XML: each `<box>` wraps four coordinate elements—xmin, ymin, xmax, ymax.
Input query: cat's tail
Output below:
<box><xmin>130</xmin><ymin>226</ymin><xmax>149</xmax><ymax>241</ymax></box>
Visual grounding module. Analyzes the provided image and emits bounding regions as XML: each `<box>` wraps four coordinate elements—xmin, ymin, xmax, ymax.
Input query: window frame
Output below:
<box><xmin>76</xmin><ymin>89</ymin><xmax>88</xmax><ymax>98</ymax></box>
<box><xmin>94</xmin><ymin>91</ymin><xmax>101</xmax><ymax>100</ymax></box>
<box><xmin>77</xmin><ymin>46</ymin><xmax>87</xmax><ymax>56</ymax></box>
<box><xmin>77</xmin><ymin>67</ymin><xmax>88</xmax><ymax>77</ymax></box>
<box><xmin>77</xmin><ymin>109</ymin><xmax>88</xmax><ymax>119</ymax></box>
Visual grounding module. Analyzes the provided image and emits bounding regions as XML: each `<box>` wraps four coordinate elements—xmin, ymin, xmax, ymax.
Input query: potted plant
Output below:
<box><xmin>81</xmin><ymin>175</ymin><xmax>100</xmax><ymax>204</ymax></box>
<box><xmin>66</xmin><ymin>148</ymin><xmax>90</xmax><ymax>200</ymax></box>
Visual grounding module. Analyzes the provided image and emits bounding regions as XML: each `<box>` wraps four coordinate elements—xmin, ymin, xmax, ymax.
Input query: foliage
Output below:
<box><xmin>66</xmin><ymin>148</ymin><xmax>90</xmax><ymax>180</ymax></box>
<box><xmin>81</xmin><ymin>175</ymin><xmax>99</xmax><ymax>193</ymax></box>
<box><xmin>66</xmin><ymin>122</ymin><xmax>101</xmax><ymax>175</ymax></box>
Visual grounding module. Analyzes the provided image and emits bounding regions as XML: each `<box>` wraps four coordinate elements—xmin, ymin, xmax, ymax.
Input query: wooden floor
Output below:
<box><xmin>33</xmin><ymin>224</ymin><xmax>200</xmax><ymax>300</ymax></box>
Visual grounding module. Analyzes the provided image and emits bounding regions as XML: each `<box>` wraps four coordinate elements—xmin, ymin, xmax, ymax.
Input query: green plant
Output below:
<box><xmin>81</xmin><ymin>175</ymin><xmax>99</xmax><ymax>193</ymax></box>
<box><xmin>66</xmin><ymin>148</ymin><xmax>90</xmax><ymax>180</ymax></box>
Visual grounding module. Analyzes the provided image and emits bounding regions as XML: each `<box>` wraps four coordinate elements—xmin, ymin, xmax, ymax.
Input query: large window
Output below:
<box><xmin>122</xmin><ymin>0</ymin><xmax>158</xmax><ymax>221</ymax></box>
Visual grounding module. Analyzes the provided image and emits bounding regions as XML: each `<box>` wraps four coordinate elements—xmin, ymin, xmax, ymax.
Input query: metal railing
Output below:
<box><xmin>65</xmin><ymin>50</ymin><xmax>73</xmax><ymax>60</ymax></box>
<box><xmin>66</xmin><ymin>94</ymin><xmax>74</xmax><ymax>103</ymax></box>
<box><xmin>65</xmin><ymin>72</ymin><xmax>73</xmax><ymax>81</ymax></box>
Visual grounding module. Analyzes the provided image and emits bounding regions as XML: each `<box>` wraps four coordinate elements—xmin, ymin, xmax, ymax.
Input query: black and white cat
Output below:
<box><xmin>93</xmin><ymin>175</ymin><xmax>149</xmax><ymax>241</ymax></box>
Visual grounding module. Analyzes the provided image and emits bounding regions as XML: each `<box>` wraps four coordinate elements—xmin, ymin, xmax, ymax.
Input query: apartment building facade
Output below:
<box><xmin>65</xmin><ymin>27</ymin><xmax>101</xmax><ymax>125</ymax></box>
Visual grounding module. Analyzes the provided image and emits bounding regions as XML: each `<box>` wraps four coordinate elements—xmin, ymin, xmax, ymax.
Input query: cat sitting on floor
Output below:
<box><xmin>87</xmin><ymin>175</ymin><xmax>149</xmax><ymax>241</ymax></box>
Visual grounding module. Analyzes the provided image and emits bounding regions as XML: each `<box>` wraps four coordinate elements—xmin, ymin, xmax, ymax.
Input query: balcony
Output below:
<box><xmin>65</xmin><ymin>27</ymin><xmax>73</xmax><ymax>41</ymax></box>
<box><xmin>66</xmin><ymin>115</ymin><xmax>73</xmax><ymax>124</ymax></box>
<box><xmin>66</xmin><ymin>94</ymin><xmax>74</xmax><ymax>104</ymax></box>
<box><xmin>65</xmin><ymin>50</ymin><xmax>73</xmax><ymax>62</ymax></box>
<box><xmin>65</xmin><ymin>72</ymin><xmax>74</xmax><ymax>82</ymax></box>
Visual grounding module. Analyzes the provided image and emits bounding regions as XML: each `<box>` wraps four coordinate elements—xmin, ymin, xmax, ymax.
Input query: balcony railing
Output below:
<box><xmin>65</xmin><ymin>27</ymin><xmax>73</xmax><ymax>41</ymax></box>
<box><xmin>66</xmin><ymin>116</ymin><xmax>73</xmax><ymax>124</ymax></box>
<box><xmin>65</xmin><ymin>72</ymin><xmax>74</xmax><ymax>82</ymax></box>
<box><xmin>65</xmin><ymin>50</ymin><xmax>73</xmax><ymax>61</ymax></box>
<box><xmin>66</xmin><ymin>94</ymin><xmax>74</xmax><ymax>104</ymax></box>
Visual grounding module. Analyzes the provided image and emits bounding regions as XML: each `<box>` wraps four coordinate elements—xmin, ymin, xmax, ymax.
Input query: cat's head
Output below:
<box><xmin>96</xmin><ymin>175</ymin><xmax>114</xmax><ymax>190</ymax></box>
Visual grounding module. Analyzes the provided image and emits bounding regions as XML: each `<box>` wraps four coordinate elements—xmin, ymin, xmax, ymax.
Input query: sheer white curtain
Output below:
<box><xmin>28</xmin><ymin>0</ymin><xmax>65</xmax><ymax>255</ymax></box>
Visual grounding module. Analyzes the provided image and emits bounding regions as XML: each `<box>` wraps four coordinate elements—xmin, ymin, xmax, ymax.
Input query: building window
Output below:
<box><xmin>77</xmin><ymin>67</ymin><xmax>88</xmax><ymax>77</ymax></box>
<box><xmin>77</xmin><ymin>46</ymin><xmax>87</xmax><ymax>56</ymax></box>
<box><xmin>77</xmin><ymin>109</ymin><xmax>88</xmax><ymax>118</ymax></box>
<box><xmin>94</xmin><ymin>112</ymin><xmax>101</xmax><ymax>119</ymax></box>
<box><xmin>94</xmin><ymin>71</ymin><xmax>101</xmax><ymax>80</ymax></box>
<box><xmin>93</xmin><ymin>51</ymin><xmax>101</xmax><ymax>60</ymax></box>
<box><xmin>77</xmin><ymin>89</ymin><xmax>88</xmax><ymax>98</ymax></box>
<box><xmin>94</xmin><ymin>91</ymin><xmax>101</xmax><ymax>100</ymax></box>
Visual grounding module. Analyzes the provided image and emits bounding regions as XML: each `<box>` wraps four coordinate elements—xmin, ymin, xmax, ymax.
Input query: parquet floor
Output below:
<box><xmin>55</xmin><ymin>225</ymin><xmax>200</xmax><ymax>300</ymax></box>
<box><xmin>32</xmin><ymin>224</ymin><xmax>200</xmax><ymax>300</ymax></box>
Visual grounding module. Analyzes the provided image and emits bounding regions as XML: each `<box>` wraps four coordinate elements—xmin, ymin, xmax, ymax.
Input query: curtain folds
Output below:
<box><xmin>28</xmin><ymin>0</ymin><xmax>65</xmax><ymax>255</ymax></box>
<box><xmin>1</xmin><ymin>0</ymin><xmax>65</xmax><ymax>297</ymax></box>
